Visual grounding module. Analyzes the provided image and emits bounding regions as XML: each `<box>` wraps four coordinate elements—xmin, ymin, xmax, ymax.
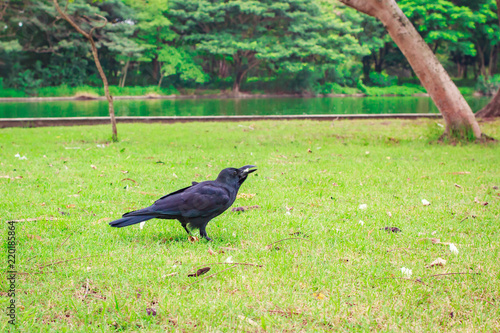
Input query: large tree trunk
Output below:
<box><xmin>232</xmin><ymin>71</ymin><xmax>243</xmax><ymax>95</ymax></box>
<box><xmin>339</xmin><ymin>0</ymin><xmax>482</xmax><ymax>139</ymax></box>
<box><xmin>476</xmin><ymin>88</ymin><xmax>500</xmax><ymax>118</ymax></box>
<box><xmin>53</xmin><ymin>0</ymin><xmax>117</xmax><ymax>142</ymax></box>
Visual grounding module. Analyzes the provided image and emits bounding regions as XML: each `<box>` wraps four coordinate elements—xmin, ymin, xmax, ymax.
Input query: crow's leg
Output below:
<box><xmin>182</xmin><ymin>223</ymin><xmax>191</xmax><ymax>235</ymax></box>
<box><xmin>199</xmin><ymin>226</ymin><xmax>212</xmax><ymax>242</ymax></box>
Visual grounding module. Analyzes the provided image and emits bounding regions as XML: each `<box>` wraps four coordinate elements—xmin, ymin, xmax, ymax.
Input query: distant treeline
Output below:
<box><xmin>0</xmin><ymin>0</ymin><xmax>499</xmax><ymax>95</ymax></box>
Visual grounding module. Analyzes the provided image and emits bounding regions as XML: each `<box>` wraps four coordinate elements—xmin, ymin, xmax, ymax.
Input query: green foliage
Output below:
<box><xmin>158</xmin><ymin>46</ymin><xmax>207</xmax><ymax>84</ymax></box>
<box><xmin>364</xmin><ymin>84</ymin><xmax>427</xmax><ymax>96</ymax></box>
<box><xmin>476</xmin><ymin>75</ymin><xmax>500</xmax><ymax>95</ymax></box>
<box><xmin>0</xmin><ymin>0</ymin><xmax>497</xmax><ymax>94</ymax></box>
<box><xmin>169</xmin><ymin>0</ymin><xmax>368</xmax><ymax>91</ymax></box>
<box><xmin>368</xmin><ymin>72</ymin><xmax>397</xmax><ymax>87</ymax></box>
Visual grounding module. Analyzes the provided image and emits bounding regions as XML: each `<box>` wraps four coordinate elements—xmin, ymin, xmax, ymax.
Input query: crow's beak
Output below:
<box><xmin>238</xmin><ymin>165</ymin><xmax>257</xmax><ymax>175</ymax></box>
<box><xmin>237</xmin><ymin>165</ymin><xmax>257</xmax><ymax>184</ymax></box>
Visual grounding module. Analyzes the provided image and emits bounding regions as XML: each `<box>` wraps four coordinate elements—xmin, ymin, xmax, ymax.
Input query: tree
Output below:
<box><xmin>475</xmin><ymin>0</ymin><xmax>500</xmax><ymax>118</ymax></box>
<box><xmin>169</xmin><ymin>0</ymin><xmax>368</xmax><ymax>94</ymax></box>
<box><xmin>53</xmin><ymin>0</ymin><xmax>117</xmax><ymax>141</ymax></box>
<box><xmin>339</xmin><ymin>0</ymin><xmax>483</xmax><ymax>139</ymax></box>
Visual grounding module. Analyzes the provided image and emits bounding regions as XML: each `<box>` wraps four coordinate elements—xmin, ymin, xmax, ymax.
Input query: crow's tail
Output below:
<box><xmin>109</xmin><ymin>214</ymin><xmax>154</xmax><ymax>228</ymax></box>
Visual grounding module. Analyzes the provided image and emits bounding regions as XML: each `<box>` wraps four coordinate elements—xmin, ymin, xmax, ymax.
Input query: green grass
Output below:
<box><xmin>364</xmin><ymin>84</ymin><xmax>427</xmax><ymax>96</ymax></box>
<box><xmin>1</xmin><ymin>119</ymin><xmax>499</xmax><ymax>331</ymax></box>
<box><xmin>0</xmin><ymin>85</ymin><xmax>181</xmax><ymax>98</ymax></box>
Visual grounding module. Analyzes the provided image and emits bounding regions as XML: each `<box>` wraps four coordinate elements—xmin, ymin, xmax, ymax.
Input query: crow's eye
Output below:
<box><xmin>233</xmin><ymin>171</ymin><xmax>237</xmax><ymax>175</ymax></box>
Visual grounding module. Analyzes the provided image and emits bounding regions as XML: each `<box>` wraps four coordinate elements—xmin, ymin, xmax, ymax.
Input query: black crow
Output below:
<box><xmin>109</xmin><ymin>165</ymin><xmax>257</xmax><ymax>241</ymax></box>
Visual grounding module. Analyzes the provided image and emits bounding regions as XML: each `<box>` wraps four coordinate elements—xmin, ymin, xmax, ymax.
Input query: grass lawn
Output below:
<box><xmin>1</xmin><ymin>119</ymin><xmax>499</xmax><ymax>332</ymax></box>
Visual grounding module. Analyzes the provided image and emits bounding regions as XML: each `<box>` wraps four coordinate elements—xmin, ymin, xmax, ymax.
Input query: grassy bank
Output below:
<box><xmin>0</xmin><ymin>84</ymin><xmax>477</xmax><ymax>98</ymax></box>
<box><xmin>1</xmin><ymin>119</ymin><xmax>499</xmax><ymax>331</ymax></box>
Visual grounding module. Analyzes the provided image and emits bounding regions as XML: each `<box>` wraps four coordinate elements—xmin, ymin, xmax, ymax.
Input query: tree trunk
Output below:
<box><xmin>152</xmin><ymin>56</ymin><xmax>159</xmax><ymax>82</ymax></box>
<box><xmin>476</xmin><ymin>88</ymin><xmax>500</xmax><ymax>118</ymax></box>
<box><xmin>232</xmin><ymin>71</ymin><xmax>243</xmax><ymax>95</ymax></box>
<box><xmin>339</xmin><ymin>0</ymin><xmax>482</xmax><ymax>139</ymax></box>
<box><xmin>362</xmin><ymin>56</ymin><xmax>371</xmax><ymax>82</ymax></box>
<box><xmin>120</xmin><ymin>58</ymin><xmax>130</xmax><ymax>88</ymax></box>
<box><xmin>53</xmin><ymin>0</ymin><xmax>117</xmax><ymax>142</ymax></box>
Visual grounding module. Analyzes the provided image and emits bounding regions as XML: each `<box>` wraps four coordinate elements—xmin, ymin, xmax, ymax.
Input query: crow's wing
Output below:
<box><xmin>152</xmin><ymin>183</ymin><xmax>232</xmax><ymax>218</ymax></box>
<box><xmin>155</xmin><ymin>184</ymin><xmax>194</xmax><ymax>202</ymax></box>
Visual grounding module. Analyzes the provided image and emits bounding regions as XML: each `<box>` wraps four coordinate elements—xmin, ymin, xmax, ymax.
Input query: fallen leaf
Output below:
<box><xmin>426</xmin><ymin>257</ymin><xmax>447</xmax><ymax>268</ymax></box>
<box><xmin>332</xmin><ymin>182</ymin><xmax>339</xmax><ymax>186</ymax></box>
<box><xmin>208</xmin><ymin>248</ymin><xmax>216</xmax><ymax>255</ymax></box>
<box><xmin>236</xmin><ymin>193</ymin><xmax>256</xmax><ymax>199</ymax></box>
<box><xmin>27</xmin><ymin>235</ymin><xmax>41</xmax><ymax>241</ymax></box>
<box><xmin>66</xmin><ymin>204</ymin><xmax>76</xmax><ymax>208</ymax></box>
<box><xmin>313</xmin><ymin>292</ymin><xmax>326</xmax><ymax>300</ymax></box>
<box><xmin>121</xmin><ymin>178</ymin><xmax>137</xmax><ymax>183</ymax></box>
<box><xmin>14</xmin><ymin>176</ymin><xmax>23</xmax><ymax>179</ymax></box>
<box><xmin>146</xmin><ymin>308</ymin><xmax>156</xmax><ymax>316</ymax></box>
<box><xmin>449</xmin><ymin>171</ymin><xmax>470</xmax><ymax>175</ymax></box>
<box><xmin>382</xmin><ymin>227</ymin><xmax>401</xmax><ymax>233</ymax></box>
<box><xmin>307</xmin><ymin>149</ymin><xmax>312</xmax><ymax>153</ymax></box>
<box><xmin>163</xmin><ymin>272</ymin><xmax>178</xmax><ymax>278</ymax></box>
<box><xmin>387</xmin><ymin>211</ymin><xmax>392</xmax><ymax>217</ymax></box>
<box><xmin>90</xmin><ymin>165</ymin><xmax>97</xmax><ymax>169</ymax></box>
<box><xmin>431</xmin><ymin>238</ymin><xmax>441</xmax><ymax>244</ymax></box>
<box><xmin>188</xmin><ymin>236</ymin><xmax>199</xmax><ymax>243</ymax></box>
<box><xmin>422</xmin><ymin>199</ymin><xmax>430</xmax><ymax>206</ymax></box>
<box><xmin>68</xmin><ymin>194</ymin><xmax>79</xmax><ymax>197</ymax></box>
<box><xmin>121</xmin><ymin>170</ymin><xmax>129</xmax><ymax>174</ymax></box>
<box><xmin>0</xmin><ymin>175</ymin><xmax>10</xmax><ymax>179</ymax></box>
<box><xmin>188</xmin><ymin>267</ymin><xmax>210</xmax><ymax>277</ymax></box>
<box><xmin>237</xmin><ymin>315</ymin><xmax>258</xmax><ymax>327</ymax></box>
<box><xmin>454</xmin><ymin>184</ymin><xmax>462</xmax><ymax>188</ymax></box>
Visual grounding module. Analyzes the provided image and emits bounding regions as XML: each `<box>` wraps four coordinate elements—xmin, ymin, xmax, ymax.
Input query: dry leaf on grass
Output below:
<box><xmin>313</xmin><ymin>292</ymin><xmax>326</xmax><ymax>300</ymax></box>
<box><xmin>449</xmin><ymin>171</ymin><xmax>470</xmax><ymax>175</ymax></box>
<box><xmin>208</xmin><ymin>248</ymin><xmax>216</xmax><ymax>255</ymax></box>
<box><xmin>162</xmin><ymin>272</ymin><xmax>178</xmax><ymax>278</ymax></box>
<box><xmin>422</xmin><ymin>199</ymin><xmax>430</xmax><ymax>206</ymax></box>
<box><xmin>90</xmin><ymin>165</ymin><xmax>97</xmax><ymax>169</ymax></box>
<box><xmin>236</xmin><ymin>193</ymin><xmax>256</xmax><ymax>199</ymax></box>
<box><xmin>426</xmin><ymin>257</ymin><xmax>447</xmax><ymax>268</ymax></box>
<box><xmin>27</xmin><ymin>235</ymin><xmax>41</xmax><ymax>241</ymax></box>
<box><xmin>237</xmin><ymin>315</ymin><xmax>258</xmax><ymax>327</ymax></box>
<box><xmin>188</xmin><ymin>236</ymin><xmax>199</xmax><ymax>243</ymax></box>
<box><xmin>188</xmin><ymin>267</ymin><xmax>210</xmax><ymax>277</ymax></box>
<box><xmin>121</xmin><ymin>178</ymin><xmax>137</xmax><ymax>183</ymax></box>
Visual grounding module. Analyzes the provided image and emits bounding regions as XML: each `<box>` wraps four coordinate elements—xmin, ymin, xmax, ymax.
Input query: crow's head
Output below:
<box><xmin>216</xmin><ymin>165</ymin><xmax>257</xmax><ymax>186</ymax></box>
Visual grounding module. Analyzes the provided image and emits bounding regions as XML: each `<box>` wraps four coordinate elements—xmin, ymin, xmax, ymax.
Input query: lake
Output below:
<box><xmin>0</xmin><ymin>96</ymin><xmax>490</xmax><ymax>118</ymax></box>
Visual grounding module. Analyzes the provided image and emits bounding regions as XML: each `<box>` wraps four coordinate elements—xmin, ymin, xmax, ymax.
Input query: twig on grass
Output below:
<box><xmin>429</xmin><ymin>272</ymin><xmax>480</xmax><ymax>278</ymax></box>
<box><xmin>196</xmin><ymin>262</ymin><xmax>263</xmax><ymax>269</ymax></box>
<box><xmin>265</xmin><ymin>237</ymin><xmax>311</xmax><ymax>249</ymax></box>
<box><xmin>473</xmin><ymin>297</ymin><xmax>495</xmax><ymax>306</ymax></box>
<box><xmin>39</xmin><ymin>254</ymin><xmax>99</xmax><ymax>269</ymax></box>
<box><xmin>268</xmin><ymin>309</ymin><xmax>302</xmax><ymax>316</ymax></box>
<box><xmin>58</xmin><ymin>234</ymin><xmax>72</xmax><ymax>249</ymax></box>
<box><xmin>184</xmin><ymin>264</ymin><xmax>237</xmax><ymax>288</ymax></box>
